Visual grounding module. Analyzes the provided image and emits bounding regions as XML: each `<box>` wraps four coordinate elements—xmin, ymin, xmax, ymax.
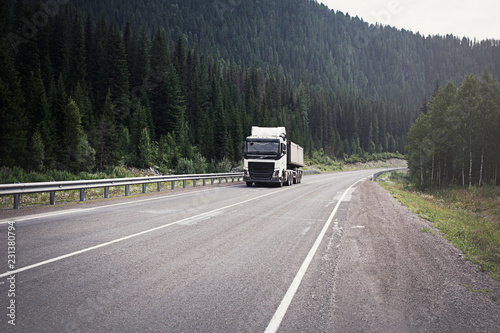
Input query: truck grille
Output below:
<box><xmin>249</xmin><ymin>162</ymin><xmax>274</xmax><ymax>180</ymax></box>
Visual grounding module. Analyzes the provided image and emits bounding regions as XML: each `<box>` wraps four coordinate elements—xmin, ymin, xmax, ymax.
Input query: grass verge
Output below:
<box><xmin>379</xmin><ymin>172</ymin><xmax>500</xmax><ymax>282</ymax></box>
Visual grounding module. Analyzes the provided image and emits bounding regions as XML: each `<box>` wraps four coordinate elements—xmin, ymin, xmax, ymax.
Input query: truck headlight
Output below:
<box><xmin>273</xmin><ymin>170</ymin><xmax>280</xmax><ymax>177</ymax></box>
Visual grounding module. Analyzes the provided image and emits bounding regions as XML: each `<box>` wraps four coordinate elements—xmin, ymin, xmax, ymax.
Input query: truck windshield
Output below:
<box><xmin>246</xmin><ymin>141</ymin><xmax>280</xmax><ymax>155</ymax></box>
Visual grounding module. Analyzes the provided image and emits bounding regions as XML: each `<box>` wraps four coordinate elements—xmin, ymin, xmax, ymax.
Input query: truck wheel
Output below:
<box><xmin>246</xmin><ymin>182</ymin><xmax>253</xmax><ymax>187</ymax></box>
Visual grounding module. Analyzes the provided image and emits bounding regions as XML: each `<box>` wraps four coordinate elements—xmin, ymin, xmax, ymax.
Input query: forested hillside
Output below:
<box><xmin>1</xmin><ymin>0</ymin><xmax>499</xmax><ymax>174</ymax></box>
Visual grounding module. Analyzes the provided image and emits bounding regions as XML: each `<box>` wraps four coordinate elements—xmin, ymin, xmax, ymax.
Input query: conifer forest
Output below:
<box><xmin>1</xmin><ymin>0</ymin><xmax>499</xmax><ymax>183</ymax></box>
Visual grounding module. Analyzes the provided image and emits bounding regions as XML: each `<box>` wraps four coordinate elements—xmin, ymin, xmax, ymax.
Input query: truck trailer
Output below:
<box><xmin>242</xmin><ymin>126</ymin><xmax>304</xmax><ymax>187</ymax></box>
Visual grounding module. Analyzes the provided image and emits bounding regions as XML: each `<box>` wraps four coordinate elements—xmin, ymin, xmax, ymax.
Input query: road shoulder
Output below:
<box><xmin>329</xmin><ymin>180</ymin><xmax>500</xmax><ymax>332</ymax></box>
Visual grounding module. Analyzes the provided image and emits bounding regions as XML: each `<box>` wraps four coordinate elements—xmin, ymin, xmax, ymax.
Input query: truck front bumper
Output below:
<box><xmin>243</xmin><ymin>175</ymin><xmax>282</xmax><ymax>184</ymax></box>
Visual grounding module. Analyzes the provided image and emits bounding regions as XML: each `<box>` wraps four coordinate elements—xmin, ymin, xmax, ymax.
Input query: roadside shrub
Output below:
<box><xmin>211</xmin><ymin>157</ymin><xmax>233</xmax><ymax>173</ymax></box>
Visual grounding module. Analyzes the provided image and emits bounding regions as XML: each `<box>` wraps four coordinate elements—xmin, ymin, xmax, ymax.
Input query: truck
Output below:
<box><xmin>242</xmin><ymin>126</ymin><xmax>304</xmax><ymax>187</ymax></box>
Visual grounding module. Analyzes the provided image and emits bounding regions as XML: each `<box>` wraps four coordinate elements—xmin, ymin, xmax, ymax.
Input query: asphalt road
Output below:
<box><xmin>1</xmin><ymin>169</ymin><xmax>499</xmax><ymax>332</ymax></box>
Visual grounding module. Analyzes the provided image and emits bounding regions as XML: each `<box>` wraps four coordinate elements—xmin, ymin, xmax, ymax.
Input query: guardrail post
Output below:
<box><xmin>231</xmin><ymin>176</ymin><xmax>234</xmax><ymax>183</ymax></box>
<box><xmin>104</xmin><ymin>187</ymin><xmax>109</xmax><ymax>198</ymax></box>
<box><xmin>225</xmin><ymin>177</ymin><xmax>228</xmax><ymax>183</ymax></box>
<box><xmin>219</xmin><ymin>177</ymin><xmax>222</xmax><ymax>184</ymax></box>
<box><xmin>211</xmin><ymin>178</ymin><xmax>214</xmax><ymax>185</ymax></box>
<box><xmin>193</xmin><ymin>179</ymin><xmax>197</xmax><ymax>187</ymax></box>
<box><xmin>142</xmin><ymin>183</ymin><xmax>147</xmax><ymax>193</ymax></box>
<box><xmin>171</xmin><ymin>180</ymin><xmax>175</xmax><ymax>190</ymax></box>
<box><xmin>157</xmin><ymin>182</ymin><xmax>161</xmax><ymax>192</ymax></box>
<box><xmin>183</xmin><ymin>180</ymin><xmax>186</xmax><ymax>188</ymax></box>
<box><xmin>80</xmin><ymin>189</ymin><xmax>85</xmax><ymax>201</ymax></box>
<box><xmin>50</xmin><ymin>191</ymin><xmax>55</xmax><ymax>205</ymax></box>
<box><xmin>125</xmin><ymin>185</ymin><xmax>129</xmax><ymax>196</ymax></box>
<box><xmin>14</xmin><ymin>194</ymin><xmax>20</xmax><ymax>209</ymax></box>
<box><xmin>203</xmin><ymin>179</ymin><xmax>206</xmax><ymax>186</ymax></box>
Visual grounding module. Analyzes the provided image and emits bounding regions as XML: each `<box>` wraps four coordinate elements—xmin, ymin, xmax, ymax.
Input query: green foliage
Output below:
<box><xmin>175</xmin><ymin>153</ymin><xmax>234</xmax><ymax>174</ymax></box>
<box><xmin>211</xmin><ymin>157</ymin><xmax>233</xmax><ymax>173</ymax></box>
<box><xmin>0</xmin><ymin>166</ymin><xmax>137</xmax><ymax>184</ymax></box>
<box><xmin>29</xmin><ymin>131</ymin><xmax>45</xmax><ymax>172</ymax></box>
<box><xmin>63</xmin><ymin>99</ymin><xmax>96</xmax><ymax>172</ymax></box>
<box><xmin>97</xmin><ymin>91</ymin><xmax>119</xmax><ymax>171</ymax></box>
<box><xmin>176</xmin><ymin>152</ymin><xmax>207</xmax><ymax>174</ymax></box>
<box><xmin>0</xmin><ymin>39</ymin><xmax>28</xmax><ymax>168</ymax></box>
<box><xmin>138</xmin><ymin>127</ymin><xmax>153</xmax><ymax>168</ymax></box>
<box><xmin>407</xmin><ymin>72</ymin><xmax>500</xmax><ymax>188</ymax></box>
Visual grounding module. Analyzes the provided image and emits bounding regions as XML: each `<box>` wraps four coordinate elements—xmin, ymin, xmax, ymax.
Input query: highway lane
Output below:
<box><xmin>0</xmin><ymin>169</ymin><xmax>386</xmax><ymax>332</ymax></box>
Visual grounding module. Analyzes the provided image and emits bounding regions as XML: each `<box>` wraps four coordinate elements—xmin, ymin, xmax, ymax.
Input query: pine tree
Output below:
<box><xmin>129</xmin><ymin>100</ymin><xmax>153</xmax><ymax>166</ymax></box>
<box><xmin>129</xmin><ymin>27</ymin><xmax>150</xmax><ymax>101</ymax></box>
<box><xmin>150</xmin><ymin>27</ymin><xmax>170</xmax><ymax>79</ymax></box>
<box><xmin>151</xmin><ymin>63</ymin><xmax>185</xmax><ymax>140</ymax></box>
<box><xmin>0</xmin><ymin>0</ymin><xmax>10</xmax><ymax>39</ymax></box>
<box><xmin>173</xmin><ymin>35</ymin><xmax>188</xmax><ymax>95</ymax></box>
<box><xmin>138</xmin><ymin>127</ymin><xmax>153</xmax><ymax>168</ymax></box>
<box><xmin>25</xmin><ymin>66</ymin><xmax>49</xmax><ymax>134</ymax></box>
<box><xmin>177</xmin><ymin>113</ymin><xmax>193</xmax><ymax>160</ymax></box>
<box><xmin>211</xmin><ymin>78</ymin><xmax>229</xmax><ymax>160</ymax></box>
<box><xmin>0</xmin><ymin>40</ymin><xmax>28</xmax><ymax>167</ymax></box>
<box><xmin>49</xmin><ymin>11</ymin><xmax>71</xmax><ymax>88</ymax></box>
<box><xmin>97</xmin><ymin>22</ymin><xmax>130</xmax><ymax>124</ymax></box>
<box><xmin>118</xmin><ymin>126</ymin><xmax>131</xmax><ymax>165</ymax></box>
<box><xmin>29</xmin><ymin>131</ymin><xmax>45</xmax><ymax>172</ymax></box>
<box><xmin>73</xmin><ymin>83</ymin><xmax>95</xmax><ymax>145</ymax></box>
<box><xmin>97</xmin><ymin>91</ymin><xmax>119</xmax><ymax>171</ymax></box>
<box><xmin>188</xmin><ymin>51</ymin><xmax>210</xmax><ymax>147</ymax></box>
<box><xmin>69</xmin><ymin>14</ymin><xmax>87</xmax><ymax>92</ymax></box>
<box><xmin>63</xmin><ymin>99</ymin><xmax>95</xmax><ymax>172</ymax></box>
<box><xmin>50</xmin><ymin>75</ymin><xmax>68</xmax><ymax>167</ymax></box>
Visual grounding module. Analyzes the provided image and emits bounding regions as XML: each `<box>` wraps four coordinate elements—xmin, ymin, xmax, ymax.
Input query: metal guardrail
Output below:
<box><xmin>372</xmin><ymin>168</ymin><xmax>408</xmax><ymax>181</ymax></box>
<box><xmin>0</xmin><ymin>173</ymin><xmax>244</xmax><ymax>209</ymax></box>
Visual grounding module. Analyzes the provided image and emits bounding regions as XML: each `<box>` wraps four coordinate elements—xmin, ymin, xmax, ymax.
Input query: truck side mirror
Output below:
<box><xmin>282</xmin><ymin>143</ymin><xmax>287</xmax><ymax>154</ymax></box>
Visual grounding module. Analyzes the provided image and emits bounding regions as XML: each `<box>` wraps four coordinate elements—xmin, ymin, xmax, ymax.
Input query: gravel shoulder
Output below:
<box><xmin>329</xmin><ymin>180</ymin><xmax>500</xmax><ymax>332</ymax></box>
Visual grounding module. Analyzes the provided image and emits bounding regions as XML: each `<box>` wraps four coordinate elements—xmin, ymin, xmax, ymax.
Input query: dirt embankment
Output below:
<box><xmin>347</xmin><ymin>158</ymin><xmax>408</xmax><ymax>169</ymax></box>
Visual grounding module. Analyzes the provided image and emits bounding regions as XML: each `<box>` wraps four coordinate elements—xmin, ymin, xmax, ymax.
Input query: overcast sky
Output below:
<box><xmin>319</xmin><ymin>0</ymin><xmax>499</xmax><ymax>41</ymax></box>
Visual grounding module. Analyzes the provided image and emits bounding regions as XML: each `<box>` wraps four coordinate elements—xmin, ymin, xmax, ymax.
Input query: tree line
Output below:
<box><xmin>1</xmin><ymin>1</ymin><xmax>408</xmax><ymax>175</ymax></box>
<box><xmin>407</xmin><ymin>71</ymin><xmax>500</xmax><ymax>188</ymax></box>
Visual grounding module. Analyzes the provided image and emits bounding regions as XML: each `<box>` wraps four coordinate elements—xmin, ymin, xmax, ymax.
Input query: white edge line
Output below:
<box><xmin>0</xmin><ymin>187</ymin><xmax>286</xmax><ymax>279</ymax></box>
<box><xmin>264</xmin><ymin>177</ymin><xmax>366</xmax><ymax>333</ymax></box>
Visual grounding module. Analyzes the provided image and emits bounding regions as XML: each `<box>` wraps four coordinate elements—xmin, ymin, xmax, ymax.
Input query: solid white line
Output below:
<box><xmin>0</xmin><ymin>209</ymin><xmax>85</xmax><ymax>224</ymax></box>
<box><xmin>0</xmin><ymin>187</ymin><xmax>287</xmax><ymax>279</ymax></box>
<box><xmin>264</xmin><ymin>177</ymin><xmax>366</xmax><ymax>333</ymax></box>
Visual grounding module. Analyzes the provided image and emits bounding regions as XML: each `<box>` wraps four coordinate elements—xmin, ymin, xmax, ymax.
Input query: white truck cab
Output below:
<box><xmin>242</xmin><ymin>127</ymin><xmax>303</xmax><ymax>187</ymax></box>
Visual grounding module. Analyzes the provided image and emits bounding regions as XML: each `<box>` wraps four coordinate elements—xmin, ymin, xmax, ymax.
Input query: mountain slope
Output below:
<box><xmin>68</xmin><ymin>0</ymin><xmax>500</xmax><ymax>105</ymax></box>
